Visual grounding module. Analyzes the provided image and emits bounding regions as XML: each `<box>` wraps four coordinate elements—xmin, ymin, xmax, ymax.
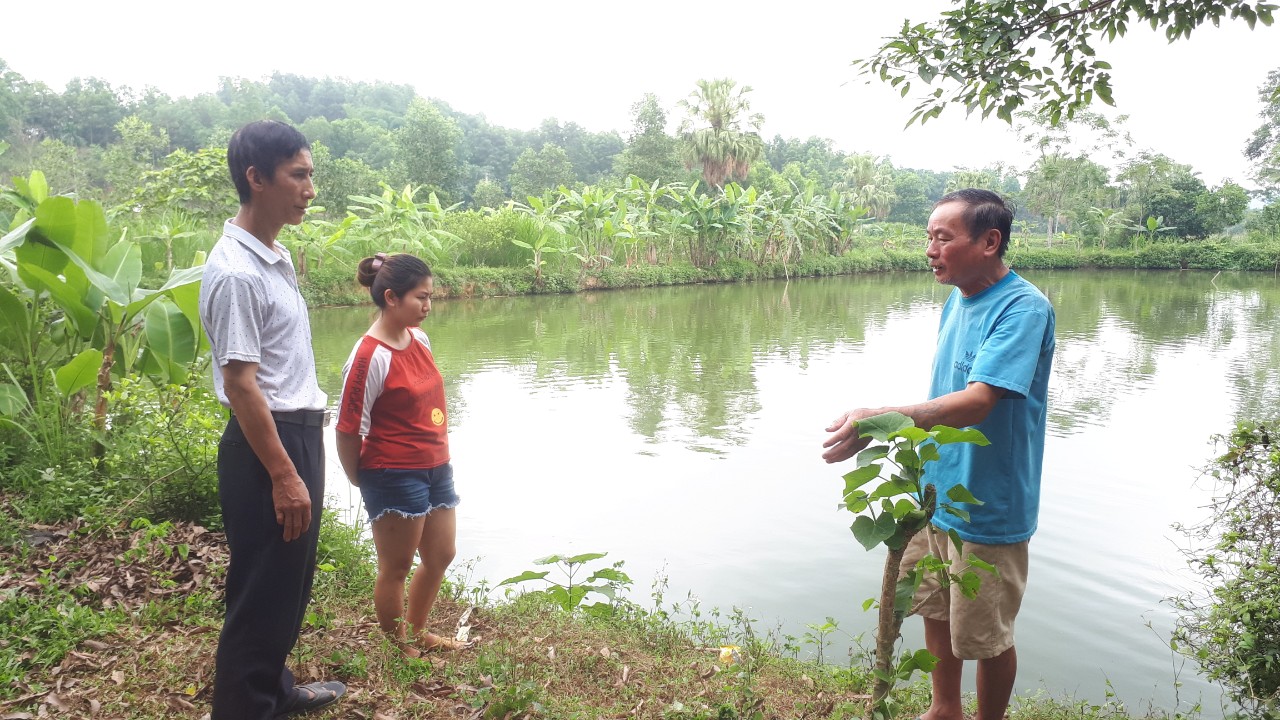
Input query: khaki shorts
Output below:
<box><xmin>898</xmin><ymin>526</ymin><xmax>1029</xmax><ymax>660</ymax></box>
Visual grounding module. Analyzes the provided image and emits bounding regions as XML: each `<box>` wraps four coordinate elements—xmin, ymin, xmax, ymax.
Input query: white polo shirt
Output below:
<box><xmin>198</xmin><ymin>220</ymin><xmax>327</xmax><ymax>412</ymax></box>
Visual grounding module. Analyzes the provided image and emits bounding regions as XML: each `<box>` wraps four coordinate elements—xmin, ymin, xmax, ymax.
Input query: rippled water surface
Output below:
<box><xmin>309</xmin><ymin>269</ymin><xmax>1280</xmax><ymax>715</ymax></box>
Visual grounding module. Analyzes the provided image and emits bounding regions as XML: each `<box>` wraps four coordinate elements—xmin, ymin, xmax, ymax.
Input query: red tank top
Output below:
<box><xmin>336</xmin><ymin>329</ymin><xmax>449</xmax><ymax>469</ymax></box>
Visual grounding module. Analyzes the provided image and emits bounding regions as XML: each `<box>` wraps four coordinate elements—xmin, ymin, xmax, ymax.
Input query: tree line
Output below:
<box><xmin>1</xmin><ymin>58</ymin><xmax>1278</xmax><ymax>257</ymax></box>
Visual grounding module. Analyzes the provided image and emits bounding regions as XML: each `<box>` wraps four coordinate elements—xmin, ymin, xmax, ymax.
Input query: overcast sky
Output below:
<box><xmin>5</xmin><ymin>1</ymin><xmax>1276</xmax><ymax>188</ymax></box>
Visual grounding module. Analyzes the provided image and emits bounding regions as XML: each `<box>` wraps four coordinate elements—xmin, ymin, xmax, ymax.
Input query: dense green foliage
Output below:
<box><xmin>4</xmin><ymin>59</ymin><xmax>1276</xmax><ymax>251</ymax></box>
<box><xmin>1174</xmin><ymin>420</ymin><xmax>1280</xmax><ymax>718</ymax></box>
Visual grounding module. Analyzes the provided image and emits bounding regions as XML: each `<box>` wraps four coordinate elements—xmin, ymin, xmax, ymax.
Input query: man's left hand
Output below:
<box><xmin>822</xmin><ymin>410</ymin><xmax>873</xmax><ymax>464</ymax></box>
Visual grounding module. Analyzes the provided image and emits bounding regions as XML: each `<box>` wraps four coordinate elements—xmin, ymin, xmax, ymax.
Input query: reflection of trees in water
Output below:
<box><xmin>1027</xmin><ymin>270</ymin><xmax>1280</xmax><ymax>434</ymax></box>
<box><xmin>1225</xmin><ymin>288</ymin><xmax>1280</xmax><ymax>420</ymax></box>
<box><xmin>309</xmin><ymin>270</ymin><xmax>1280</xmax><ymax>448</ymax></box>
<box><xmin>310</xmin><ymin>274</ymin><xmax>946</xmax><ymax>451</ymax></box>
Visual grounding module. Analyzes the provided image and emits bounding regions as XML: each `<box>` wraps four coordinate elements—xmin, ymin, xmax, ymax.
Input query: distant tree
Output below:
<box><xmin>613</xmin><ymin>93</ymin><xmax>684</xmax><ymax>184</ymax></box>
<box><xmin>310</xmin><ymin>142</ymin><xmax>381</xmax><ymax>217</ymax></box>
<box><xmin>129</xmin><ymin>147</ymin><xmax>234</xmax><ymax>222</ymax></box>
<box><xmin>1116</xmin><ymin>151</ymin><xmax>1181</xmax><ymax>224</ymax></box>
<box><xmin>31</xmin><ymin>138</ymin><xmax>100</xmax><ymax>195</ymax></box>
<box><xmin>534</xmin><ymin>118</ymin><xmax>622</xmax><ymax>184</ymax></box>
<box><xmin>836</xmin><ymin>154</ymin><xmax>896</xmax><ymax>219</ymax></box>
<box><xmin>395</xmin><ymin>98</ymin><xmax>463</xmax><ymax>202</ymax></box>
<box><xmin>0</xmin><ymin>59</ymin><xmax>25</xmax><ymax>137</ymax></box>
<box><xmin>1245</xmin><ymin>67</ymin><xmax>1280</xmax><ymax>200</ymax></box>
<box><xmin>888</xmin><ymin>169</ymin><xmax>933</xmax><ymax>225</ymax></box>
<box><xmin>1027</xmin><ymin>155</ymin><xmax>1110</xmax><ymax>240</ymax></box>
<box><xmin>1147</xmin><ymin>168</ymin><xmax>1211</xmax><ymax>238</ymax></box>
<box><xmin>133</xmin><ymin>89</ymin><xmax>229</xmax><ymax>150</ymax></box>
<box><xmin>1196</xmin><ymin>181</ymin><xmax>1250</xmax><ymax>234</ymax></box>
<box><xmin>471</xmin><ymin>177</ymin><xmax>507</xmax><ymax>209</ymax></box>
<box><xmin>101</xmin><ymin>115</ymin><xmax>171</xmax><ymax>200</ymax></box>
<box><xmin>678</xmin><ymin>78</ymin><xmax>765</xmax><ymax>189</ymax></box>
<box><xmin>509</xmin><ymin>143</ymin><xmax>576</xmax><ymax>201</ymax></box>
<box><xmin>857</xmin><ymin>0</ymin><xmax>1276</xmax><ymax>125</ymax></box>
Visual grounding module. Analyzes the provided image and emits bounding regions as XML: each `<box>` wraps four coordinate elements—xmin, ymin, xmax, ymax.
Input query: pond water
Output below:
<box><xmin>308</xmin><ymin>269</ymin><xmax>1280</xmax><ymax>716</ymax></box>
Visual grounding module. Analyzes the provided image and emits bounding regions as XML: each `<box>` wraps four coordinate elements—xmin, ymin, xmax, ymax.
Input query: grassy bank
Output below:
<box><xmin>0</xmin><ymin>500</ymin><xmax>1205</xmax><ymax>720</ymax></box>
<box><xmin>298</xmin><ymin>241</ymin><xmax>1280</xmax><ymax>308</ymax></box>
<box><xmin>0</xmin><ymin>507</ymin><xmax>885</xmax><ymax>719</ymax></box>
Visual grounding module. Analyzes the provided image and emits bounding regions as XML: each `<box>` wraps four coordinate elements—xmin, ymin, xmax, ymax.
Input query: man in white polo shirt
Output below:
<box><xmin>198</xmin><ymin>120</ymin><xmax>345</xmax><ymax>719</ymax></box>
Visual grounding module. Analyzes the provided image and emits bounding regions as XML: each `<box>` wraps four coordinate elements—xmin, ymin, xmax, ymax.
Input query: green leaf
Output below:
<box><xmin>50</xmin><ymin>238</ymin><xmax>132</xmax><ymax>307</ymax></box>
<box><xmin>856</xmin><ymin>411</ymin><xmax>915</xmax><ymax>440</ymax></box>
<box><xmin>496</xmin><ymin>570</ymin><xmax>550</xmax><ymax>587</ymax></box>
<box><xmin>946</xmin><ymin>484</ymin><xmax>983</xmax><ymax>505</ymax></box>
<box><xmin>957</xmin><ymin>570</ymin><xmax>982</xmax><ymax>599</ymax></box>
<box><xmin>931</xmin><ymin>426</ymin><xmax>989</xmax><ymax>446</ymax></box>
<box><xmin>855</xmin><ymin>444</ymin><xmax>890</xmax><ymax>468</ymax></box>
<box><xmin>0</xmin><ymin>283</ymin><xmax>30</xmax><ymax>346</ymax></box>
<box><xmin>144</xmin><ymin>299</ymin><xmax>197</xmax><ymax>365</ymax></box>
<box><xmin>18</xmin><ymin>264</ymin><xmax>98</xmax><ymax>338</ymax></box>
<box><xmin>0</xmin><ymin>218</ymin><xmax>35</xmax><ymax>255</ymax></box>
<box><xmin>27</xmin><ymin>171</ymin><xmax>49</xmax><ymax>204</ymax></box>
<box><xmin>911</xmin><ymin>648</ymin><xmax>939</xmax><ymax>672</ymax></box>
<box><xmin>0</xmin><ymin>383</ymin><xmax>30</xmax><ymax>418</ymax></box>
<box><xmin>32</xmin><ymin>196</ymin><xmax>79</xmax><ymax>247</ymax></box>
<box><xmin>851</xmin><ymin>511</ymin><xmax>900</xmax><ymax>551</ymax></box>
<box><xmin>588</xmin><ymin>567</ymin><xmax>631</xmax><ymax>584</ymax></box>
<box><xmin>98</xmin><ymin>239</ymin><xmax>143</xmax><ymax>301</ymax></box>
<box><xmin>55</xmin><ymin>348</ymin><xmax>103</xmax><ymax>398</ymax></box>
<box><xmin>561</xmin><ymin>551</ymin><xmax>607</xmax><ymax>565</ymax></box>
<box><xmin>122</xmin><ymin>263</ymin><xmax>202</xmax><ymax>318</ymax></box>
<box><xmin>843</xmin><ymin>464</ymin><xmax>883</xmax><ymax>493</ymax></box>
<box><xmin>966</xmin><ymin>552</ymin><xmax>1000</xmax><ymax>578</ymax></box>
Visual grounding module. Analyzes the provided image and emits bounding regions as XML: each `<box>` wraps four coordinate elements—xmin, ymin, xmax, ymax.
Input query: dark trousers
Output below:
<box><xmin>212</xmin><ymin>417</ymin><xmax>325</xmax><ymax>720</ymax></box>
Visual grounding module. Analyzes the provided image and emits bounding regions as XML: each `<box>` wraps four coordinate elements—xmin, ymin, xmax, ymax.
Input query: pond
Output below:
<box><xmin>309</xmin><ymin>269</ymin><xmax>1280</xmax><ymax>716</ymax></box>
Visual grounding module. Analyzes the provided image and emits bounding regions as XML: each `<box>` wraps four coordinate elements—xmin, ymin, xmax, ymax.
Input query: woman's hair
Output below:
<box><xmin>356</xmin><ymin>253</ymin><xmax>433</xmax><ymax>308</ymax></box>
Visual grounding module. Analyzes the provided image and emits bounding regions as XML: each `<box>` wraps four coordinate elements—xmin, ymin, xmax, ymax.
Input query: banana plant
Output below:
<box><xmin>511</xmin><ymin>199</ymin><xmax>577</xmax><ymax>286</ymax></box>
<box><xmin>837</xmin><ymin>412</ymin><xmax>994</xmax><ymax>720</ymax></box>
<box><xmin>0</xmin><ymin>184</ymin><xmax>204</xmax><ymax>446</ymax></box>
<box><xmin>347</xmin><ymin>182</ymin><xmax>464</xmax><ymax>265</ymax></box>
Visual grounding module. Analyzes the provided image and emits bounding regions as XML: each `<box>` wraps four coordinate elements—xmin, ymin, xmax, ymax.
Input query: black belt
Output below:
<box><xmin>272</xmin><ymin>409</ymin><xmax>331</xmax><ymax>427</ymax></box>
<box><xmin>233</xmin><ymin>409</ymin><xmax>332</xmax><ymax>427</ymax></box>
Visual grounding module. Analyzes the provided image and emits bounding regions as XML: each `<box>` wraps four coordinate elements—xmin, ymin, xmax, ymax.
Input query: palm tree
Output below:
<box><xmin>677</xmin><ymin>79</ymin><xmax>765</xmax><ymax>190</ymax></box>
<box><xmin>835</xmin><ymin>155</ymin><xmax>895</xmax><ymax>221</ymax></box>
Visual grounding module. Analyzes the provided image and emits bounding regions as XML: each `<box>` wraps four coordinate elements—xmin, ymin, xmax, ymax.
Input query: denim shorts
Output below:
<box><xmin>357</xmin><ymin>463</ymin><xmax>460</xmax><ymax>523</ymax></box>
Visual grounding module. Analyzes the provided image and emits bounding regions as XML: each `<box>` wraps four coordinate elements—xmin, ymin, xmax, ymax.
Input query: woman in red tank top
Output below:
<box><xmin>335</xmin><ymin>253</ymin><xmax>469</xmax><ymax>655</ymax></box>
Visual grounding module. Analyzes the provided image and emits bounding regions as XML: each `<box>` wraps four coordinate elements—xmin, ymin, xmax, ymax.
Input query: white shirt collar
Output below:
<box><xmin>222</xmin><ymin>219</ymin><xmax>288</xmax><ymax>265</ymax></box>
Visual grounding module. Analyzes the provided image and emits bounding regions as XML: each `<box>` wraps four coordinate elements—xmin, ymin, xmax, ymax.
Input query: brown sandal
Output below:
<box><xmin>417</xmin><ymin>632</ymin><xmax>475</xmax><ymax>652</ymax></box>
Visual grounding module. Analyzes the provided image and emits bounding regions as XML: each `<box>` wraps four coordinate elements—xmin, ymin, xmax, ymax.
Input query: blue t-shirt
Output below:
<box><xmin>928</xmin><ymin>271</ymin><xmax>1055</xmax><ymax>544</ymax></box>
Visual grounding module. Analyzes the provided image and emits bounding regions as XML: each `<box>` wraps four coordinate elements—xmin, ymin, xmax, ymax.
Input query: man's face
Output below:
<box><xmin>925</xmin><ymin>201</ymin><xmax>992</xmax><ymax>294</ymax></box>
<box><xmin>259</xmin><ymin>149</ymin><xmax>315</xmax><ymax>226</ymax></box>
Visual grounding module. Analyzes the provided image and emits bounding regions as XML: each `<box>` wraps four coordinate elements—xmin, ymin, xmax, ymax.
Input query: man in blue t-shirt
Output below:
<box><xmin>822</xmin><ymin>188</ymin><xmax>1055</xmax><ymax>720</ymax></box>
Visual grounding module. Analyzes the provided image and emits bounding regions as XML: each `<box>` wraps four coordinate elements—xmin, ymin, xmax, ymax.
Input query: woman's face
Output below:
<box><xmin>385</xmin><ymin>276</ymin><xmax>433</xmax><ymax>327</ymax></box>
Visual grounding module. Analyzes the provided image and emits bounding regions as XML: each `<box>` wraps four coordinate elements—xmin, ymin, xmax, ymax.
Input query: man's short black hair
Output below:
<box><xmin>936</xmin><ymin>188</ymin><xmax>1015</xmax><ymax>257</ymax></box>
<box><xmin>226</xmin><ymin>120</ymin><xmax>310</xmax><ymax>205</ymax></box>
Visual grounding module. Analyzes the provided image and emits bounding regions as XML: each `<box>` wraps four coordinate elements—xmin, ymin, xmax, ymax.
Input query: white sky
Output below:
<box><xmin>5</xmin><ymin>1</ymin><xmax>1276</xmax><ymax>188</ymax></box>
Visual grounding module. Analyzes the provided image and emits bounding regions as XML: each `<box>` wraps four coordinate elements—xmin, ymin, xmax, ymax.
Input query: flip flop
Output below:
<box><xmin>275</xmin><ymin>680</ymin><xmax>346</xmax><ymax>718</ymax></box>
